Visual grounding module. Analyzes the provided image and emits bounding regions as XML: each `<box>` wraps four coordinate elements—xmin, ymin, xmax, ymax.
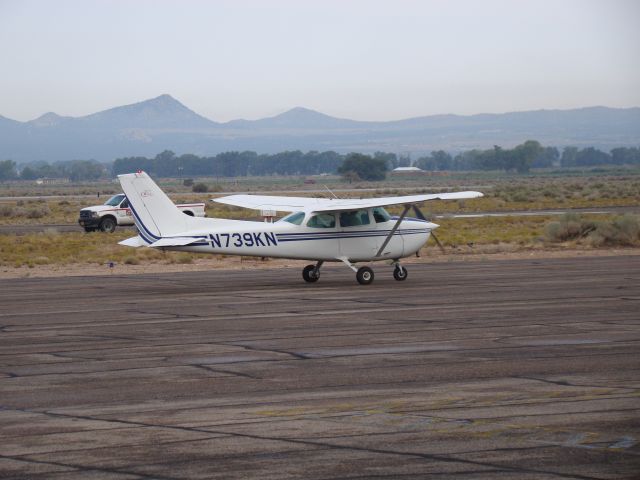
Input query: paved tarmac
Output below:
<box><xmin>1</xmin><ymin>256</ymin><xmax>639</xmax><ymax>479</ymax></box>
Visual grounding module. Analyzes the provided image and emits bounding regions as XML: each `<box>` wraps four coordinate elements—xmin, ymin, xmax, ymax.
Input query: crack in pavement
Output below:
<box><xmin>0</xmin><ymin>406</ymin><xmax>610</xmax><ymax>480</ymax></box>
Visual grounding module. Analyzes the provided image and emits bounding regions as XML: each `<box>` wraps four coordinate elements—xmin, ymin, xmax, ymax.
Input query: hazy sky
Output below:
<box><xmin>1</xmin><ymin>0</ymin><xmax>638</xmax><ymax>122</ymax></box>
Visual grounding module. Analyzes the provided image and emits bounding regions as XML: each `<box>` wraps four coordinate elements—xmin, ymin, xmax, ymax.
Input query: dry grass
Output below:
<box><xmin>2</xmin><ymin>175</ymin><xmax>639</xmax><ymax>225</ymax></box>
<box><xmin>0</xmin><ymin>230</ymin><xmax>199</xmax><ymax>268</ymax></box>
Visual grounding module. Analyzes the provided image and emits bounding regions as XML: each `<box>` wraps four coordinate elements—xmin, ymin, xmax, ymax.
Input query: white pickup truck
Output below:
<box><xmin>78</xmin><ymin>193</ymin><xmax>206</xmax><ymax>232</ymax></box>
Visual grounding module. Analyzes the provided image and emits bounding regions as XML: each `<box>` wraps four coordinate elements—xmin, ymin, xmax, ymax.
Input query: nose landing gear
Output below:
<box><xmin>393</xmin><ymin>263</ymin><xmax>408</xmax><ymax>281</ymax></box>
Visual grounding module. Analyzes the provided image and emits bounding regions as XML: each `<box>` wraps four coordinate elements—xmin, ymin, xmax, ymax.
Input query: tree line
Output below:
<box><xmin>0</xmin><ymin>159</ymin><xmax>107</xmax><ymax>182</ymax></box>
<box><xmin>1</xmin><ymin>144</ymin><xmax>639</xmax><ymax>182</ymax></box>
<box><xmin>415</xmin><ymin>143</ymin><xmax>640</xmax><ymax>173</ymax></box>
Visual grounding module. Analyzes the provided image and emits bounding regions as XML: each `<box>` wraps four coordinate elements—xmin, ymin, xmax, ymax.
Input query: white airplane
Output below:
<box><xmin>118</xmin><ymin>171</ymin><xmax>483</xmax><ymax>284</ymax></box>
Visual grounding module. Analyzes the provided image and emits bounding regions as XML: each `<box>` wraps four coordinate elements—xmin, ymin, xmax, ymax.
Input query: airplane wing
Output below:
<box><xmin>213</xmin><ymin>191</ymin><xmax>483</xmax><ymax>213</ymax></box>
<box><xmin>213</xmin><ymin>194</ymin><xmax>328</xmax><ymax>212</ymax></box>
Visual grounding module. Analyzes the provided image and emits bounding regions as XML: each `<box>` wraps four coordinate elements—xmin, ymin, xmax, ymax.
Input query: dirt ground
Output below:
<box><xmin>2</xmin><ymin>246</ymin><xmax>639</xmax><ymax>279</ymax></box>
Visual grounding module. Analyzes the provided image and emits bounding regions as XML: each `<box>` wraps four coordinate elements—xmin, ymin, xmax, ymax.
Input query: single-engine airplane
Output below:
<box><xmin>118</xmin><ymin>171</ymin><xmax>483</xmax><ymax>284</ymax></box>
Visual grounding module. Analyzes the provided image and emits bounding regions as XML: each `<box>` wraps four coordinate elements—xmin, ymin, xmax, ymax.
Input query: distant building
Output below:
<box><xmin>391</xmin><ymin>167</ymin><xmax>449</xmax><ymax>177</ymax></box>
<box><xmin>36</xmin><ymin>177</ymin><xmax>71</xmax><ymax>185</ymax></box>
<box><xmin>392</xmin><ymin>166</ymin><xmax>423</xmax><ymax>173</ymax></box>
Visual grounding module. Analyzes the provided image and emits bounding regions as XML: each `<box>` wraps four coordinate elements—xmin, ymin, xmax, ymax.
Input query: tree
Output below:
<box><xmin>374</xmin><ymin>152</ymin><xmax>398</xmax><ymax>170</ymax></box>
<box><xmin>532</xmin><ymin>146</ymin><xmax>559</xmax><ymax>168</ymax></box>
<box><xmin>611</xmin><ymin>147</ymin><xmax>640</xmax><ymax>165</ymax></box>
<box><xmin>338</xmin><ymin>153</ymin><xmax>387</xmax><ymax>181</ymax></box>
<box><xmin>0</xmin><ymin>160</ymin><xmax>18</xmax><ymax>181</ymax></box>
<box><xmin>511</xmin><ymin>140</ymin><xmax>543</xmax><ymax>173</ymax></box>
<box><xmin>20</xmin><ymin>166</ymin><xmax>39</xmax><ymax>180</ymax></box>
<box><xmin>561</xmin><ymin>147</ymin><xmax>579</xmax><ymax>167</ymax></box>
<box><xmin>574</xmin><ymin>147</ymin><xmax>611</xmax><ymax>166</ymax></box>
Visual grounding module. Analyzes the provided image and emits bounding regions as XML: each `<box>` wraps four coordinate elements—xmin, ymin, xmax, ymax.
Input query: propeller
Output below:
<box><xmin>412</xmin><ymin>204</ymin><xmax>445</xmax><ymax>254</ymax></box>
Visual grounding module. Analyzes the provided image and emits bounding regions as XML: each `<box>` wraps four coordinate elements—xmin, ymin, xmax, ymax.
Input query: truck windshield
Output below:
<box><xmin>104</xmin><ymin>194</ymin><xmax>125</xmax><ymax>207</ymax></box>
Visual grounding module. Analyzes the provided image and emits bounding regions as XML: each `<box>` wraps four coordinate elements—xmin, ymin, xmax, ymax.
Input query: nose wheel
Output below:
<box><xmin>393</xmin><ymin>264</ymin><xmax>408</xmax><ymax>281</ymax></box>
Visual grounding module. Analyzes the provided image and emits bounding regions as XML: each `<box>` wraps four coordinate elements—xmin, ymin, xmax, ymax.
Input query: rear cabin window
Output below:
<box><xmin>307</xmin><ymin>213</ymin><xmax>335</xmax><ymax>228</ymax></box>
<box><xmin>339</xmin><ymin>209</ymin><xmax>370</xmax><ymax>227</ymax></box>
<box><xmin>280</xmin><ymin>211</ymin><xmax>305</xmax><ymax>225</ymax></box>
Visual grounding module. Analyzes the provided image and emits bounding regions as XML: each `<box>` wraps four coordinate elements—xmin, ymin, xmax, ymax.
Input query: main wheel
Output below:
<box><xmin>99</xmin><ymin>217</ymin><xmax>117</xmax><ymax>233</ymax></box>
<box><xmin>393</xmin><ymin>265</ymin><xmax>408</xmax><ymax>281</ymax></box>
<box><xmin>356</xmin><ymin>266</ymin><xmax>374</xmax><ymax>285</ymax></box>
<box><xmin>302</xmin><ymin>264</ymin><xmax>320</xmax><ymax>283</ymax></box>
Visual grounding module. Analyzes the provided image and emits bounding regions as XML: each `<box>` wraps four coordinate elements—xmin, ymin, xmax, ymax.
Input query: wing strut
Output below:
<box><xmin>375</xmin><ymin>204</ymin><xmax>411</xmax><ymax>258</ymax></box>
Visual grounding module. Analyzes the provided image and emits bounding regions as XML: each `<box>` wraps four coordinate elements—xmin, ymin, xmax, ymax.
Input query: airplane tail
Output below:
<box><xmin>118</xmin><ymin>171</ymin><xmax>192</xmax><ymax>242</ymax></box>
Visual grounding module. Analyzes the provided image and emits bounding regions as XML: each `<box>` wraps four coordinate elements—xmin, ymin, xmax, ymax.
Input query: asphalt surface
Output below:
<box><xmin>1</xmin><ymin>256</ymin><xmax>639</xmax><ymax>479</ymax></box>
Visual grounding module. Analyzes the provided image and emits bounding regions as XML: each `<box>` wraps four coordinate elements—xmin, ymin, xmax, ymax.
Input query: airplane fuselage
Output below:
<box><xmin>141</xmin><ymin>213</ymin><xmax>435</xmax><ymax>262</ymax></box>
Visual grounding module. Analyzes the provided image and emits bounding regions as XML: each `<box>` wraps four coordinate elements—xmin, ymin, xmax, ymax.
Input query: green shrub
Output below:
<box><xmin>192</xmin><ymin>183</ymin><xmax>208</xmax><ymax>193</ymax></box>
<box><xmin>546</xmin><ymin>213</ymin><xmax>639</xmax><ymax>246</ymax></box>
<box><xmin>589</xmin><ymin>214</ymin><xmax>640</xmax><ymax>247</ymax></box>
<box><xmin>544</xmin><ymin>213</ymin><xmax>596</xmax><ymax>242</ymax></box>
<box><xmin>0</xmin><ymin>205</ymin><xmax>13</xmax><ymax>217</ymax></box>
<box><xmin>26</xmin><ymin>205</ymin><xmax>50</xmax><ymax>219</ymax></box>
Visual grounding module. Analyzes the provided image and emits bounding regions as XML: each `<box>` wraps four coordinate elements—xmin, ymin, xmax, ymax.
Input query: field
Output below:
<box><xmin>1</xmin><ymin>171</ymin><xmax>639</xmax><ymax>271</ymax></box>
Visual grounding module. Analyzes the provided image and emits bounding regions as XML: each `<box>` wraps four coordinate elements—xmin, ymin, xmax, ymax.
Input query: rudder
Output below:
<box><xmin>118</xmin><ymin>171</ymin><xmax>190</xmax><ymax>240</ymax></box>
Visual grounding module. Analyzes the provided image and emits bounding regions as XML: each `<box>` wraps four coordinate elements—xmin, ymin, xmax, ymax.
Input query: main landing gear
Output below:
<box><xmin>301</xmin><ymin>259</ymin><xmax>408</xmax><ymax>285</ymax></box>
<box><xmin>302</xmin><ymin>261</ymin><xmax>323</xmax><ymax>283</ymax></box>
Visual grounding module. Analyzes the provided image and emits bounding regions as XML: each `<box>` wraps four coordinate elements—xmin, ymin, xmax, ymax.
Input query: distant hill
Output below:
<box><xmin>1</xmin><ymin>95</ymin><xmax>638</xmax><ymax>162</ymax></box>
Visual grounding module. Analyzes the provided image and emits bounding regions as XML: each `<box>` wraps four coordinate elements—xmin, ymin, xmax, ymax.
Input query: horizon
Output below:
<box><xmin>2</xmin><ymin>93</ymin><xmax>639</xmax><ymax>125</ymax></box>
<box><xmin>1</xmin><ymin>0</ymin><xmax>639</xmax><ymax>122</ymax></box>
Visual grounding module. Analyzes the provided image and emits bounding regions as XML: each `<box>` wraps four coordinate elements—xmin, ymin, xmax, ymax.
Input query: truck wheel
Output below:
<box><xmin>84</xmin><ymin>227</ymin><xmax>96</xmax><ymax>233</ymax></box>
<box><xmin>99</xmin><ymin>217</ymin><xmax>117</xmax><ymax>233</ymax></box>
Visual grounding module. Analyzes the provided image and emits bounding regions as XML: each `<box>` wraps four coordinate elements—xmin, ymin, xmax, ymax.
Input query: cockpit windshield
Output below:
<box><xmin>372</xmin><ymin>207</ymin><xmax>391</xmax><ymax>223</ymax></box>
<box><xmin>104</xmin><ymin>194</ymin><xmax>125</xmax><ymax>207</ymax></box>
<box><xmin>279</xmin><ymin>211</ymin><xmax>305</xmax><ymax>225</ymax></box>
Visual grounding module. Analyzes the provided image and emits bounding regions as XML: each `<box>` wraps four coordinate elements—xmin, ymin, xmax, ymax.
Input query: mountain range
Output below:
<box><xmin>1</xmin><ymin>94</ymin><xmax>639</xmax><ymax>163</ymax></box>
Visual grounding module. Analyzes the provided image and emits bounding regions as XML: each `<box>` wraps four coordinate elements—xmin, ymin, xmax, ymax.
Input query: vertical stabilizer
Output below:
<box><xmin>118</xmin><ymin>171</ymin><xmax>189</xmax><ymax>239</ymax></box>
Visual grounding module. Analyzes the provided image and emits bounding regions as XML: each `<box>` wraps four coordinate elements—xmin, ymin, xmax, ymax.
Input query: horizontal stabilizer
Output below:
<box><xmin>118</xmin><ymin>236</ymin><xmax>147</xmax><ymax>248</ymax></box>
<box><xmin>148</xmin><ymin>236</ymin><xmax>205</xmax><ymax>248</ymax></box>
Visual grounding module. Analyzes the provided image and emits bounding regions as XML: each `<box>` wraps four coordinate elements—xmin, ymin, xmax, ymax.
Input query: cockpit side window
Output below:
<box><xmin>339</xmin><ymin>209</ymin><xmax>371</xmax><ymax>227</ymax></box>
<box><xmin>372</xmin><ymin>207</ymin><xmax>391</xmax><ymax>223</ymax></box>
<box><xmin>307</xmin><ymin>213</ymin><xmax>335</xmax><ymax>228</ymax></box>
<box><xmin>280</xmin><ymin>211</ymin><xmax>305</xmax><ymax>225</ymax></box>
